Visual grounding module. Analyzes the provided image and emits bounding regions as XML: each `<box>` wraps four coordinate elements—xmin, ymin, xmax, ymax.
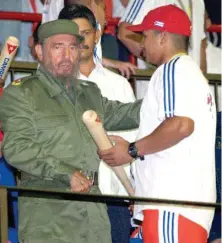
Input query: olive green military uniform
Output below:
<box><xmin>0</xmin><ymin>65</ymin><xmax>141</xmax><ymax>243</ymax></box>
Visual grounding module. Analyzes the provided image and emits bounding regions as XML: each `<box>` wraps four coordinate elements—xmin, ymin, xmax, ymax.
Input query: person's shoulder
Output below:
<box><xmin>78</xmin><ymin>79</ymin><xmax>101</xmax><ymax>93</ymax></box>
<box><xmin>78</xmin><ymin>79</ymin><xmax>98</xmax><ymax>88</ymax></box>
<box><xmin>103</xmin><ymin>67</ymin><xmax>128</xmax><ymax>83</ymax></box>
<box><xmin>5</xmin><ymin>74</ymin><xmax>40</xmax><ymax>91</ymax></box>
<box><xmin>3</xmin><ymin>74</ymin><xmax>40</xmax><ymax>98</ymax></box>
<box><xmin>0</xmin><ymin>75</ymin><xmax>40</xmax><ymax>109</ymax></box>
<box><xmin>10</xmin><ymin>74</ymin><xmax>39</xmax><ymax>87</ymax></box>
<box><xmin>163</xmin><ymin>55</ymin><xmax>205</xmax><ymax>84</ymax></box>
<box><xmin>78</xmin><ymin>79</ymin><xmax>105</xmax><ymax>99</ymax></box>
<box><xmin>171</xmin><ymin>55</ymin><xmax>200</xmax><ymax>74</ymax></box>
<box><xmin>162</xmin><ymin>55</ymin><xmax>196</xmax><ymax>73</ymax></box>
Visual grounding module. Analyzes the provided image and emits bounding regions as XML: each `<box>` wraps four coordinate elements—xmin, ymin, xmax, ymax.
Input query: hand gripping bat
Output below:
<box><xmin>82</xmin><ymin>110</ymin><xmax>135</xmax><ymax>196</ymax></box>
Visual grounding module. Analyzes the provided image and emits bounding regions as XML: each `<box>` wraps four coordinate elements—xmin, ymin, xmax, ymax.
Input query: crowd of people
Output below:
<box><xmin>0</xmin><ymin>0</ymin><xmax>221</xmax><ymax>243</ymax></box>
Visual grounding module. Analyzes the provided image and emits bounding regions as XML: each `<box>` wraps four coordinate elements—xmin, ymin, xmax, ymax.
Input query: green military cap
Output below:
<box><xmin>38</xmin><ymin>19</ymin><xmax>84</xmax><ymax>43</ymax></box>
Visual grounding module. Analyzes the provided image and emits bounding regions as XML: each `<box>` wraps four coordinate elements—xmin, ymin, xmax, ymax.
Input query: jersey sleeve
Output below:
<box><xmin>120</xmin><ymin>0</ymin><xmax>148</xmax><ymax>24</ymax></box>
<box><xmin>120</xmin><ymin>0</ymin><xmax>175</xmax><ymax>24</ymax></box>
<box><xmin>157</xmin><ymin>57</ymin><xmax>197</xmax><ymax>121</ymax></box>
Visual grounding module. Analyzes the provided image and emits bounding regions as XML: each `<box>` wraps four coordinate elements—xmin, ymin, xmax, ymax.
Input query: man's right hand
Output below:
<box><xmin>70</xmin><ymin>171</ymin><xmax>92</xmax><ymax>193</ymax></box>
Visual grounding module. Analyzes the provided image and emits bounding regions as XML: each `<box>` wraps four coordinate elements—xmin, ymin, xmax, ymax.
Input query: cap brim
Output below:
<box><xmin>127</xmin><ymin>24</ymin><xmax>147</xmax><ymax>32</ymax></box>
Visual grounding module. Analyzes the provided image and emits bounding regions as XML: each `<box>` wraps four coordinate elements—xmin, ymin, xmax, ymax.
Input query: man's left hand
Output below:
<box><xmin>115</xmin><ymin>61</ymin><xmax>137</xmax><ymax>79</ymax></box>
<box><xmin>98</xmin><ymin>135</ymin><xmax>133</xmax><ymax>166</ymax></box>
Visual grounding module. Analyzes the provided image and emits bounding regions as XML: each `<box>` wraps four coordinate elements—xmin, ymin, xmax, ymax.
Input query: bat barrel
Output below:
<box><xmin>0</xmin><ymin>36</ymin><xmax>19</xmax><ymax>80</ymax></box>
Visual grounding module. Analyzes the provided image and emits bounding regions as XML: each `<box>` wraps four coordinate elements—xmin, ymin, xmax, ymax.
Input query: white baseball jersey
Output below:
<box><xmin>120</xmin><ymin>0</ymin><xmax>206</xmax><ymax>99</ymax></box>
<box><xmin>134</xmin><ymin>54</ymin><xmax>216</xmax><ymax>233</ymax></box>
<box><xmin>79</xmin><ymin>63</ymin><xmax>138</xmax><ymax>195</ymax></box>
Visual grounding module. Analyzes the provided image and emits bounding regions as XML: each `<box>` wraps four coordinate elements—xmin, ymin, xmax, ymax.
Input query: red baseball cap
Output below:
<box><xmin>128</xmin><ymin>4</ymin><xmax>192</xmax><ymax>36</ymax></box>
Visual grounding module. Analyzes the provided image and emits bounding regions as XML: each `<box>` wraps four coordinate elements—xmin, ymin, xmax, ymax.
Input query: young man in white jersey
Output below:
<box><xmin>99</xmin><ymin>5</ymin><xmax>216</xmax><ymax>242</ymax></box>
<box><xmin>118</xmin><ymin>0</ymin><xmax>206</xmax><ymax>99</ymax></box>
<box><xmin>58</xmin><ymin>5</ymin><xmax>138</xmax><ymax>243</ymax></box>
<box><xmin>42</xmin><ymin>0</ymin><xmax>137</xmax><ymax>79</ymax></box>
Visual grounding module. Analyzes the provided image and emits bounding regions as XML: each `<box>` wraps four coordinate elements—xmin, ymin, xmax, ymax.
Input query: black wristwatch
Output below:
<box><xmin>128</xmin><ymin>142</ymin><xmax>144</xmax><ymax>161</ymax></box>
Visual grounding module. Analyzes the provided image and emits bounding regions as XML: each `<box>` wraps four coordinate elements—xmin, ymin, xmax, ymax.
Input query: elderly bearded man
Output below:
<box><xmin>0</xmin><ymin>20</ymin><xmax>141</xmax><ymax>243</ymax></box>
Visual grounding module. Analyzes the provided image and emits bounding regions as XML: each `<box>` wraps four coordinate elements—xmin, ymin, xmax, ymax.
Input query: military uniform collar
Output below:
<box><xmin>36</xmin><ymin>66</ymin><xmax>88</xmax><ymax>97</ymax></box>
<box><xmin>36</xmin><ymin>66</ymin><xmax>63</xmax><ymax>97</ymax></box>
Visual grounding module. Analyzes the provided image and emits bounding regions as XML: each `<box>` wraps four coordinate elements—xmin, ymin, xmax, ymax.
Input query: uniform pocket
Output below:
<box><xmin>35</xmin><ymin>114</ymin><xmax>70</xmax><ymax>129</ymax></box>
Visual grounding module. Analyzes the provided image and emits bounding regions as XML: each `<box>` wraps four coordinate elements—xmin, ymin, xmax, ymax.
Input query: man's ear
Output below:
<box><xmin>95</xmin><ymin>29</ymin><xmax>101</xmax><ymax>44</ymax></box>
<box><xmin>159</xmin><ymin>31</ymin><xmax>167</xmax><ymax>46</ymax></box>
<box><xmin>35</xmin><ymin>44</ymin><xmax>43</xmax><ymax>62</ymax></box>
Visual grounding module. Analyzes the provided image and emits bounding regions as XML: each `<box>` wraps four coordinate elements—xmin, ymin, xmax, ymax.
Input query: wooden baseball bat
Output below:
<box><xmin>82</xmin><ymin>110</ymin><xmax>135</xmax><ymax>196</ymax></box>
<box><xmin>0</xmin><ymin>36</ymin><xmax>19</xmax><ymax>81</ymax></box>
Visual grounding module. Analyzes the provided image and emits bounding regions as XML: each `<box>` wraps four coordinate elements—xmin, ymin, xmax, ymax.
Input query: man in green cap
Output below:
<box><xmin>0</xmin><ymin>19</ymin><xmax>141</xmax><ymax>243</ymax></box>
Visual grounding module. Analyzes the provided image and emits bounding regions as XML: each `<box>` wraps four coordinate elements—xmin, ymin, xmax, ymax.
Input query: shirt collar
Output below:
<box><xmin>79</xmin><ymin>62</ymin><xmax>106</xmax><ymax>80</ymax></box>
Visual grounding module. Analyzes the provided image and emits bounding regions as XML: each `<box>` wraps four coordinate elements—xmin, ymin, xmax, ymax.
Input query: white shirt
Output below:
<box><xmin>120</xmin><ymin>0</ymin><xmax>206</xmax><ymax>99</ymax></box>
<box><xmin>134</xmin><ymin>54</ymin><xmax>216</xmax><ymax>233</ymax></box>
<box><xmin>79</xmin><ymin>63</ymin><xmax>138</xmax><ymax>195</ymax></box>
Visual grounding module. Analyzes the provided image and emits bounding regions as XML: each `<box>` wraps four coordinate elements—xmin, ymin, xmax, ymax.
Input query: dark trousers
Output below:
<box><xmin>107</xmin><ymin>202</ymin><xmax>131</xmax><ymax>243</ymax></box>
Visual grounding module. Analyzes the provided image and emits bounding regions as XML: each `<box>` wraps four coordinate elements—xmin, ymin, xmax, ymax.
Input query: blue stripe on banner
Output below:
<box><xmin>130</xmin><ymin>0</ymin><xmax>144</xmax><ymax>23</ymax></box>
<box><xmin>172</xmin><ymin>213</ymin><xmax>175</xmax><ymax>243</ymax></box>
<box><xmin>125</xmin><ymin>0</ymin><xmax>141</xmax><ymax>23</ymax></box>
<box><xmin>167</xmin><ymin>212</ymin><xmax>171</xmax><ymax>243</ymax></box>
<box><xmin>171</xmin><ymin>57</ymin><xmax>180</xmax><ymax>114</ymax></box>
<box><xmin>163</xmin><ymin>211</ymin><xmax>167</xmax><ymax>243</ymax></box>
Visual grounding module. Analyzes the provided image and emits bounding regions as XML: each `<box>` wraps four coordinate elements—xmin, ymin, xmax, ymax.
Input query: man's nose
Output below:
<box><xmin>64</xmin><ymin>47</ymin><xmax>71</xmax><ymax>58</ymax></box>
